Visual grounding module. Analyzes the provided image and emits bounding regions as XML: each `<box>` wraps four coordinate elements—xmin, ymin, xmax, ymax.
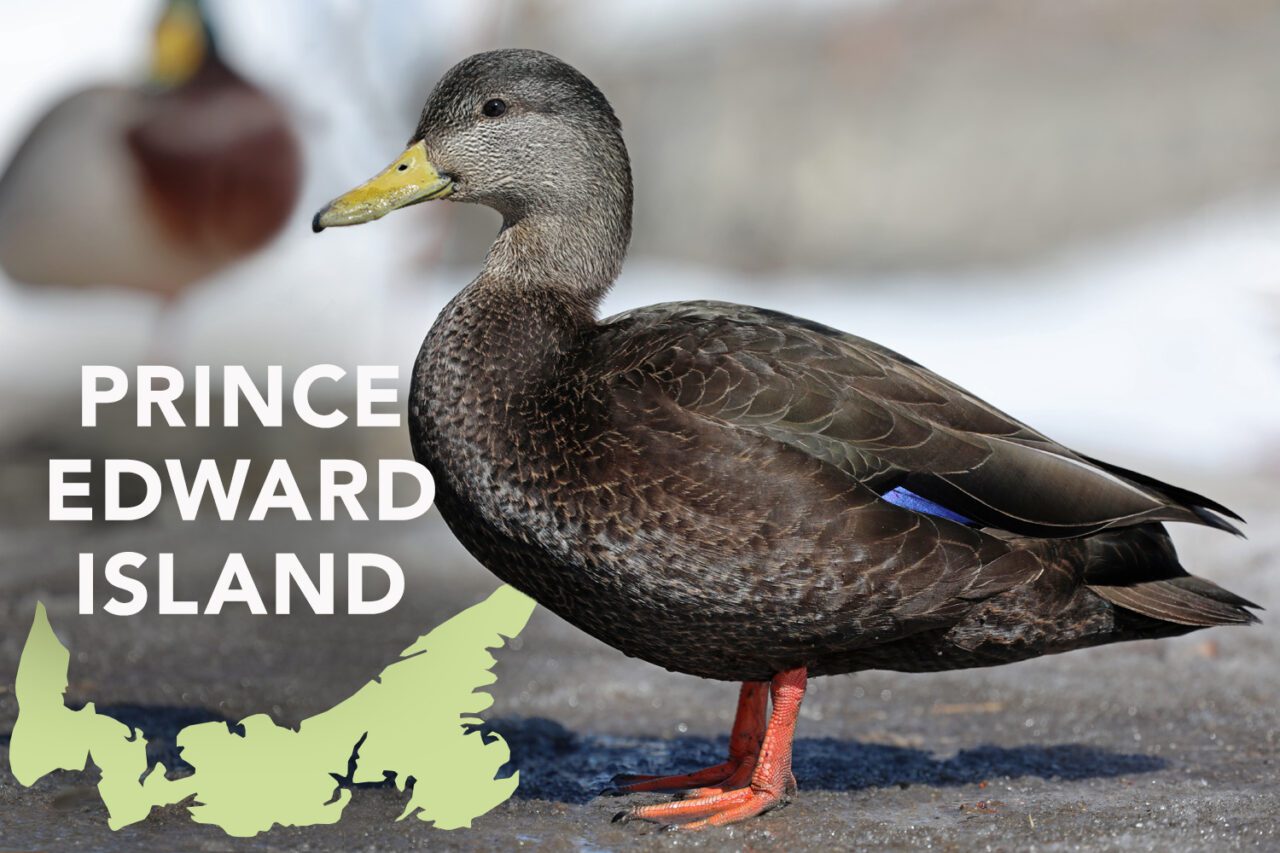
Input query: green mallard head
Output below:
<box><xmin>149</xmin><ymin>0</ymin><xmax>215</xmax><ymax>88</ymax></box>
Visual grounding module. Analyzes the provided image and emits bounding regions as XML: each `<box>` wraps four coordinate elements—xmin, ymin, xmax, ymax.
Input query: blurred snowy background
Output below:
<box><xmin>1</xmin><ymin>0</ymin><xmax>1279</xmax><ymax>475</ymax></box>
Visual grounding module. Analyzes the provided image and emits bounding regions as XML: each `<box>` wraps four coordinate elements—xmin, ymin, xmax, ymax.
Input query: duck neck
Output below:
<box><xmin>477</xmin><ymin>184</ymin><xmax>632</xmax><ymax>322</ymax></box>
<box><xmin>429</xmin><ymin>203</ymin><xmax>628</xmax><ymax>393</ymax></box>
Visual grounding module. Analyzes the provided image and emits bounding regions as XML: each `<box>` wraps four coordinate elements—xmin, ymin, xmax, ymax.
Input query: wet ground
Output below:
<box><xmin>0</xmin><ymin>429</ymin><xmax>1276</xmax><ymax>851</ymax></box>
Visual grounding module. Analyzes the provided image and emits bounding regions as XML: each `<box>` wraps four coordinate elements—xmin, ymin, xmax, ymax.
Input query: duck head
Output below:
<box><xmin>150</xmin><ymin>0</ymin><xmax>215</xmax><ymax>88</ymax></box>
<box><xmin>314</xmin><ymin>49</ymin><xmax>633</xmax><ymax>294</ymax></box>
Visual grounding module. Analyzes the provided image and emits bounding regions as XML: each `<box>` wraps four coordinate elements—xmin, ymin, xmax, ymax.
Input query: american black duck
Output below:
<box><xmin>313</xmin><ymin>49</ymin><xmax>1258</xmax><ymax>829</ymax></box>
<box><xmin>0</xmin><ymin>0</ymin><xmax>300</xmax><ymax>298</ymax></box>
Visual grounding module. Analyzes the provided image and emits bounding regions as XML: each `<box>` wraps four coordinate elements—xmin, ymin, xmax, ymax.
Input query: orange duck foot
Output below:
<box><xmin>604</xmin><ymin>681</ymin><xmax>768</xmax><ymax>796</ymax></box>
<box><xmin>608</xmin><ymin>667</ymin><xmax>806</xmax><ymax>830</ymax></box>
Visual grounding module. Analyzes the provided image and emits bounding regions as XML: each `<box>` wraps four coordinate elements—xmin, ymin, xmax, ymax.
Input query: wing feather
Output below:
<box><xmin>600</xmin><ymin>301</ymin><xmax>1237</xmax><ymax>537</ymax></box>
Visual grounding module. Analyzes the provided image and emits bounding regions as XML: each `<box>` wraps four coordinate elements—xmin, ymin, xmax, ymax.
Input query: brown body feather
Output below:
<box><xmin>412</xmin><ymin>286</ymin><xmax>1257</xmax><ymax>682</ymax></box>
<box><xmin>126</xmin><ymin>56</ymin><xmax>300</xmax><ymax>260</ymax></box>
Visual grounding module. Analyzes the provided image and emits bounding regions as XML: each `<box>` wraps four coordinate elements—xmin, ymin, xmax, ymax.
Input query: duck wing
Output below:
<box><xmin>599</xmin><ymin>300</ymin><xmax>1241</xmax><ymax>538</ymax></box>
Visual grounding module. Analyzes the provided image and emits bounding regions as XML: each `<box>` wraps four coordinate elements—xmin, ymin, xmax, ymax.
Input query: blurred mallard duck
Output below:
<box><xmin>0</xmin><ymin>0</ymin><xmax>300</xmax><ymax>298</ymax></box>
<box><xmin>314</xmin><ymin>49</ymin><xmax>1258</xmax><ymax>830</ymax></box>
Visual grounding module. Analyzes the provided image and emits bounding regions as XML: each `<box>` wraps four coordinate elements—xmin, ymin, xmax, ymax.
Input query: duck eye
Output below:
<box><xmin>481</xmin><ymin>98</ymin><xmax>507</xmax><ymax>118</ymax></box>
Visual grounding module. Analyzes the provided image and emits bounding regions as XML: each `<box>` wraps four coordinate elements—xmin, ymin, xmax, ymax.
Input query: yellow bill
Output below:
<box><xmin>312</xmin><ymin>141</ymin><xmax>453</xmax><ymax>232</ymax></box>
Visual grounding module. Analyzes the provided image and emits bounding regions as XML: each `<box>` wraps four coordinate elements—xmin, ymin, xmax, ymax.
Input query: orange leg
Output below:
<box><xmin>612</xmin><ymin>667</ymin><xmax>806</xmax><ymax>829</ymax></box>
<box><xmin>605</xmin><ymin>681</ymin><xmax>768</xmax><ymax>795</ymax></box>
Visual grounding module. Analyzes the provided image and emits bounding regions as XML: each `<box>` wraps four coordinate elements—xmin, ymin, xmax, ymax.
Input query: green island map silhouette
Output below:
<box><xmin>9</xmin><ymin>586</ymin><xmax>537</xmax><ymax>837</ymax></box>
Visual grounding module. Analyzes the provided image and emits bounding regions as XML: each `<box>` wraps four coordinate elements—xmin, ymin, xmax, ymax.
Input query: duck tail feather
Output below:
<box><xmin>1091</xmin><ymin>578</ymin><xmax>1261</xmax><ymax>627</ymax></box>
<box><xmin>1084</xmin><ymin>523</ymin><xmax>1260</xmax><ymax>627</ymax></box>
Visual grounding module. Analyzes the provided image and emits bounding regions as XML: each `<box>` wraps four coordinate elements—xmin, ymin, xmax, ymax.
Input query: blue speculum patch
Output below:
<box><xmin>881</xmin><ymin>486</ymin><xmax>974</xmax><ymax>525</ymax></box>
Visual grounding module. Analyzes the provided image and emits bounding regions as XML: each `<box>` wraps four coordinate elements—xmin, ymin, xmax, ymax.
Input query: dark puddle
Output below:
<box><xmin>485</xmin><ymin>717</ymin><xmax>1167</xmax><ymax>805</ymax></box>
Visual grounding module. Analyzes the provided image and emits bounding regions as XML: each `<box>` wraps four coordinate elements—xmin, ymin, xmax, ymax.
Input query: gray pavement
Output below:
<box><xmin>0</xmin><ymin>430</ymin><xmax>1276</xmax><ymax>851</ymax></box>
